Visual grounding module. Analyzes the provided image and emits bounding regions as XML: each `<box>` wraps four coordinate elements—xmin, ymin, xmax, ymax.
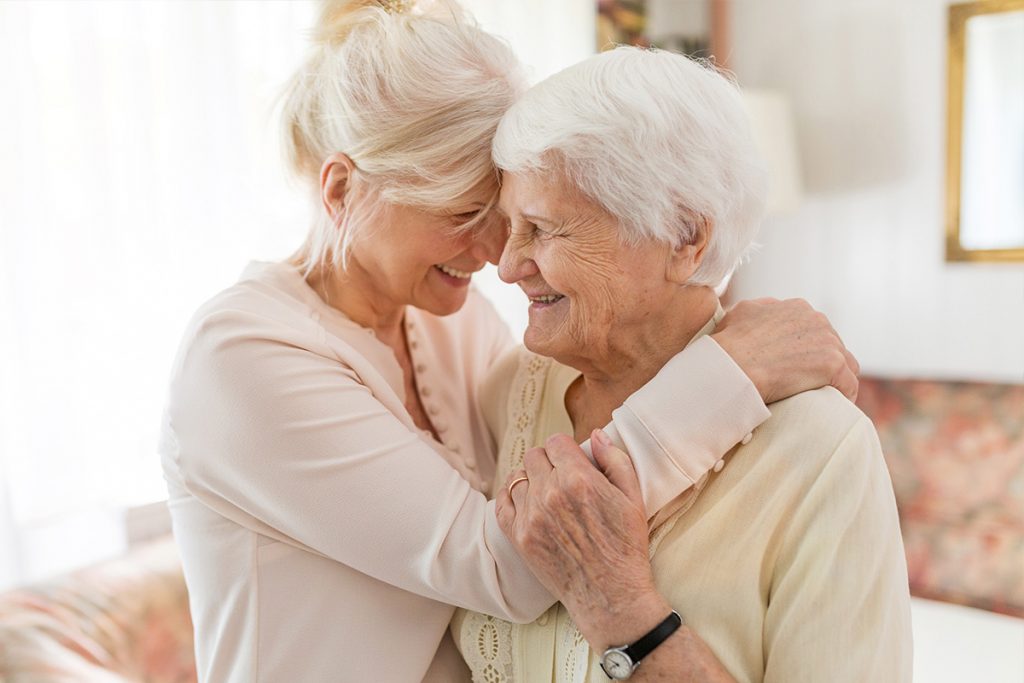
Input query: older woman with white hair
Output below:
<box><xmin>160</xmin><ymin>1</ymin><xmax>862</xmax><ymax>681</ymax></box>
<box><xmin>454</xmin><ymin>47</ymin><xmax>912</xmax><ymax>682</ymax></box>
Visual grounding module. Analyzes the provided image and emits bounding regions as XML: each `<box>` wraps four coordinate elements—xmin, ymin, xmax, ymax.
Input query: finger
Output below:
<box><xmin>542</xmin><ymin>433</ymin><xmax>593</xmax><ymax>471</ymax></box>
<box><xmin>591</xmin><ymin>429</ymin><xmax>645</xmax><ymax>511</ymax></box>
<box><xmin>509</xmin><ymin>473</ymin><xmax>532</xmax><ymax>509</ymax></box>
<box><xmin>832</xmin><ymin>364</ymin><xmax>859</xmax><ymax>402</ymax></box>
<box><xmin>503</xmin><ymin>467</ymin><xmax>527</xmax><ymax>490</ymax></box>
<box><xmin>523</xmin><ymin>446</ymin><xmax>554</xmax><ymax>486</ymax></box>
<box><xmin>494</xmin><ymin>488</ymin><xmax>515</xmax><ymax>536</ymax></box>
<box><xmin>842</xmin><ymin>345</ymin><xmax>861</xmax><ymax>377</ymax></box>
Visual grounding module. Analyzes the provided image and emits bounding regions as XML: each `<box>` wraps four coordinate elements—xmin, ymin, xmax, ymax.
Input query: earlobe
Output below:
<box><xmin>320</xmin><ymin>153</ymin><xmax>357</xmax><ymax>219</ymax></box>
<box><xmin>666</xmin><ymin>215</ymin><xmax>713</xmax><ymax>285</ymax></box>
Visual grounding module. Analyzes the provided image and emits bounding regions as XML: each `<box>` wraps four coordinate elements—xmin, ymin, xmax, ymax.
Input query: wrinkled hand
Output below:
<box><xmin>712</xmin><ymin>298</ymin><xmax>860</xmax><ymax>404</ymax></box>
<box><xmin>495</xmin><ymin>431</ymin><xmax>663</xmax><ymax>643</ymax></box>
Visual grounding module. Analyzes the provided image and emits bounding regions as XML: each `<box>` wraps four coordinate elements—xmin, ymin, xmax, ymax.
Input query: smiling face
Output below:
<box><xmin>497</xmin><ymin>169</ymin><xmax>692</xmax><ymax>368</ymax></box>
<box><xmin>345</xmin><ymin>177</ymin><xmax>508</xmax><ymax>318</ymax></box>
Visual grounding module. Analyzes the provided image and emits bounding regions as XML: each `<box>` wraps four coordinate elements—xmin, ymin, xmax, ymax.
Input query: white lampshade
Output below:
<box><xmin>742</xmin><ymin>89</ymin><xmax>804</xmax><ymax>214</ymax></box>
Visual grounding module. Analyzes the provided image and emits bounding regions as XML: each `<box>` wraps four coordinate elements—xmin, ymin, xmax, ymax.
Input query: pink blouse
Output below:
<box><xmin>159</xmin><ymin>261</ymin><xmax>769</xmax><ymax>682</ymax></box>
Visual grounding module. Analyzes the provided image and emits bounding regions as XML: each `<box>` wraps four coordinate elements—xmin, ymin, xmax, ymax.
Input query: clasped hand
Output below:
<box><xmin>495</xmin><ymin>431</ymin><xmax>666</xmax><ymax>647</ymax></box>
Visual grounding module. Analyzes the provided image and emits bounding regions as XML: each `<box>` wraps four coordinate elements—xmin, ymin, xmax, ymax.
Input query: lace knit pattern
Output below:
<box><xmin>558</xmin><ymin>615</ymin><xmax>589</xmax><ymax>682</ymax></box>
<box><xmin>459</xmin><ymin>612</ymin><xmax>516</xmax><ymax>683</ymax></box>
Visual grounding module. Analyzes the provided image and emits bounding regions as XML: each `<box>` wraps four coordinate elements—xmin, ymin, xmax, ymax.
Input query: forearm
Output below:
<box><xmin>575</xmin><ymin>592</ymin><xmax>736</xmax><ymax>683</ymax></box>
<box><xmin>591</xmin><ymin>336</ymin><xmax>769</xmax><ymax>517</ymax></box>
<box><xmin>633</xmin><ymin>626</ymin><xmax>737</xmax><ymax>683</ymax></box>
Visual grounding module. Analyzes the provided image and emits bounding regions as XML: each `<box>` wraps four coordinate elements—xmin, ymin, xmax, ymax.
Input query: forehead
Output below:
<box><xmin>499</xmin><ymin>169</ymin><xmax>573</xmax><ymax>212</ymax></box>
<box><xmin>498</xmin><ymin>169</ymin><xmax>602</xmax><ymax>222</ymax></box>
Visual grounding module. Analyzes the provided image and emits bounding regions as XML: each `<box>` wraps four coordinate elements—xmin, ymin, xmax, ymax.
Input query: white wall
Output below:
<box><xmin>729</xmin><ymin>0</ymin><xmax>1024</xmax><ymax>383</ymax></box>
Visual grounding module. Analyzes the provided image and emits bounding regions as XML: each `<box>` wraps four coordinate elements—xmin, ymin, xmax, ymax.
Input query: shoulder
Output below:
<box><xmin>748</xmin><ymin>387</ymin><xmax>882</xmax><ymax>489</ymax></box>
<box><xmin>169</xmin><ymin>269</ymin><xmax>340</xmax><ymax>397</ymax></box>
<box><xmin>189</xmin><ymin>287</ymin><xmax>323</xmax><ymax>357</ymax></box>
<box><xmin>766</xmin><ymin>386</ymin><xmax>869</xmax><ymax>447</ymax></box>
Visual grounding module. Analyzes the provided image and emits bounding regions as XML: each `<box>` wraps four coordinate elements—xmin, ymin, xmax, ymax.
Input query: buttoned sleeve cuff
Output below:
<box><xmin>581</xmin><ymin>335</ymin><xmax>771</xmax><ymax>518</ymax></box>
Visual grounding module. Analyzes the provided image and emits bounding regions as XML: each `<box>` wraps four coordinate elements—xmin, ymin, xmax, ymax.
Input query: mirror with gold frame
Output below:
<box><xmin>946</xmin><ymin>0</ymin><xmax>1024</xmax><ymax>262</ymax></box>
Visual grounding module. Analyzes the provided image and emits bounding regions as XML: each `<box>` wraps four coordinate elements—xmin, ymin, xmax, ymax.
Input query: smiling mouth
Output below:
<box><xmin>528</xmin><ymin>294</ymin><xmax>565</xmax><ymax>305</ymax></box>
<box><xmin>435</xmin><ymin>264</ymin><xmax>472</xmax><ymax>279</ymax></box>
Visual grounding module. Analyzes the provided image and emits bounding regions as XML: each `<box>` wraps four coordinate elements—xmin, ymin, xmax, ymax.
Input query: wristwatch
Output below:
<box><xmin>599</xmin><ymin>610</ymin><xmax>683</xmax><ymax>680</ymax></box>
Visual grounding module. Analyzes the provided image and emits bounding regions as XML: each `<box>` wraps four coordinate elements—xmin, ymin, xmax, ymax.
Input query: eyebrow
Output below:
<box><xmin>493</xmin><ymin>203</ymin><xmax>556</xmax><ymax>226</ymax></box>
<box><xmin>521</xmin><ymin>213</ymin><xmax>556</xmax><ymax>226</ymax></box>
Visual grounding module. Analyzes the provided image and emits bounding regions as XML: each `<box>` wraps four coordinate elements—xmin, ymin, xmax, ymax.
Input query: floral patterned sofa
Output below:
<box><xmin>0</xmin><ymin>537</ymin><xmax>196</xmax><ymax>683</ymax></box>
<box><xmin>856</xmin><ymin>376</ymin><xmax>1024</xmax><ymax>618</ymax></box>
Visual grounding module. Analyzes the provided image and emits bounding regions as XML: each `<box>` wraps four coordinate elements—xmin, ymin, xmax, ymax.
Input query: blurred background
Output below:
<box><xmin>0</xmin><ymin>0</ymin><xmax>1021</xmax><ymax>680</ymax></box>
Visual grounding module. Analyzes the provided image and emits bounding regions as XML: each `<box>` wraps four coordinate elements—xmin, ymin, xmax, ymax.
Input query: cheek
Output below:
<box><xmin>540</xmin><ymin>243</ymin><xmax>621</xmax><ymax>339</ymax></box>
<box><xmin>420</xmin><ymin>226</ymin><xmax>468</xmax><ymax>263</ymax></box>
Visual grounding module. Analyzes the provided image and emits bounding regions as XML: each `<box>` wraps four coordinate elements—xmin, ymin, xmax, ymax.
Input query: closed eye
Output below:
<box><xmin>510</xmin><ymin>221</ymin><xmax>557</xmax><ymax>240</ymax></box>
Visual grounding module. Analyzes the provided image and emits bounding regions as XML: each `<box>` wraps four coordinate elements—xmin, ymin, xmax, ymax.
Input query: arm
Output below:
<box><xmin>761</xmin><ymin>416</ymin><xmax>912</xmax><ymax>682</ymax></box>
<box><xmin>587</xmin><ymin>298</ymin><xmax>861</xmax><ymax>517</ymax></box>
<box><xmin>168</xmin><ymin>309</ymin><xmax>553</xmax><ymax>623</ymax></box>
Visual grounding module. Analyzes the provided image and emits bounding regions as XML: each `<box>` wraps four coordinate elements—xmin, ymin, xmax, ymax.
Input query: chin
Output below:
<box><xmin>521</xmin><ymin>325</ymin><xmax>560</xmax><ymax>359</ymax></box>
<box><xmin>419</xmin><ymin>291</ymin><xmax>469</xmax><ymax>317</ymax></box>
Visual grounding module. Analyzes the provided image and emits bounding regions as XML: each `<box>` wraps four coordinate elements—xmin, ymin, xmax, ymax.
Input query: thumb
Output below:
<box><xmin>591</xmin><ymin>428</ymin><xmax>645</xmax><ymax>512</ymax></box>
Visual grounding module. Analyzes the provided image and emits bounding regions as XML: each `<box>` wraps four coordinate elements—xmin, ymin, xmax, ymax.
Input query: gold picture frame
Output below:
<box><xmin>946</xmin><ymin>0</ymin><xmax>1024</xmax><ymax>262</ymax></box>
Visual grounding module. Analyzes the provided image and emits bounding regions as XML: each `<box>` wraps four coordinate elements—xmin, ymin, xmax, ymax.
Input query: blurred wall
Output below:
<box><xmin>729</xmin><ymin>0</ymin><xmax>1024</xmax><ymax>382</ymax></box>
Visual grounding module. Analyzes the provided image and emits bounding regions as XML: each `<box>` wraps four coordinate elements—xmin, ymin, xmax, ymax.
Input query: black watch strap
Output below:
<box><xmin>623</xmin><ymin>611</ymin><xmax>682</xmax><ymax>663</ymax></box>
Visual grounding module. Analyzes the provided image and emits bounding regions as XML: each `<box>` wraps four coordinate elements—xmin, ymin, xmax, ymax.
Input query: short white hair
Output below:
<box><xmin>492</xmin><ymin>47</ymin><xmax>767</xmax><ymax>286</ymax></box>
<box><xmin>281</xmin><ymin>0</ymin><xmax>524</xmax><ymax>273</ymax></box>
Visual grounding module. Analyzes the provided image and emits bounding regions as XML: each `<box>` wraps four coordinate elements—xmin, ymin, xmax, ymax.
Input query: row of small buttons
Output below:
<box><xmin>406</xmin><ymin>319</ymin><xmax>477</xmax><ymax>474</ymax></box>
<box><xmin>714</xmin><ymin>431</ymin><xmax>755</xmax><ymax>473</ymax></box>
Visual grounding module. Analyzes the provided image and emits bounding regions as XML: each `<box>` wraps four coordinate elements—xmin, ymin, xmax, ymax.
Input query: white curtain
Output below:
<box><xmin>0</xmin><ymin>0</ymin><xmax>594</xmax><ymax>589</ymax></box>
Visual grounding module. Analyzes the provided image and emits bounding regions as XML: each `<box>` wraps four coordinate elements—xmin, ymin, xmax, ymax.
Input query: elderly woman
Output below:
<box><xmin>454</xmin><ymin>47</ymin><xmax>913</xmax><ymax>682</ymax></box>
<box><xmin>160</xmin><ymin>2</ymin><xmax>861</xmax><ymax>681</ymax></box>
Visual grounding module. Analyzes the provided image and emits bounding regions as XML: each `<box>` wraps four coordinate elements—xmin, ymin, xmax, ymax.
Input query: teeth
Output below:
<box><xmin>530</xmin><ymin>294</ymin><xmax>563</xmax><ymax>304</ymax></box>
<box><xmin>436</xmin><ymin>264</ymin><xmax>472</xmax><ymax>279</ymax></box>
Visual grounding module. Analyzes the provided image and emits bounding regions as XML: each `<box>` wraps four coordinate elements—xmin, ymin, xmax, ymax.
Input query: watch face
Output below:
<box><xmin>601</xmin><ymin>650</ymin><xmax>635</xmax><ymax>680</ymax></box>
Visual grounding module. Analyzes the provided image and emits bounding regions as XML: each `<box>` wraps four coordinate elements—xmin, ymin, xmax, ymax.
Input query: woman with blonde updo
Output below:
<box><xmin>160</xmin><ymin>1</ymin><xmax>860</xmax><ymax>681</ymax></box>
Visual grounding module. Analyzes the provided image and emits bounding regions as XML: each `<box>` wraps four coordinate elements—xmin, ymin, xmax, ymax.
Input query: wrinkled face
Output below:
<box><xmin>497</xmin><ymin>170</ymin><xmax>675</xmax><ymax>364</ymax></box>
<box><xmin>348</xmin><ymin>178</ymin><xmax>507</xmax><ymax>317</ymax></box>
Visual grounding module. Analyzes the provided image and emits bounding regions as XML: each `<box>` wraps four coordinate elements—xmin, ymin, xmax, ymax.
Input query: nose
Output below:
<box><xmin>469</xmin><ymin>218</ymin><xmax>508</xmax><ymax>266</ymax></box>
<box><xmin>497</xmin><ymin>234</ymin><xmax>537</xmax><ymax>284</ymax></box>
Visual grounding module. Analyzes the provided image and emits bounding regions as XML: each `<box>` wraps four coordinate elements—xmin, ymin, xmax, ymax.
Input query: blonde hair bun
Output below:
<box><xmin>313</xmin><ymin>1</ymin><xmax>412</xmax><ymax>46</ymax></box>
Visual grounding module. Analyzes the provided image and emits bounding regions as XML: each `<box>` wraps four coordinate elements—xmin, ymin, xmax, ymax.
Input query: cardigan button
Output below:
<box><xmin>713</xmin><ymin>459</ymin><xmax>725</xmax><ymax>473</ymax></box>
<box><xmin>740</xmin><ymin>432</ymin><xmax>753</xmax><ymax>446</ymax></box>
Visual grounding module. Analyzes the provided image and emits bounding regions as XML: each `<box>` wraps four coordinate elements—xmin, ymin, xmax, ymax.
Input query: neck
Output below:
<box><xmin>565</xmin><ymin>287</ymin><xmax>718</xmax><ymax>441</ymax></box>
<box><xmin>305</xmin><ymin>260</ymin><xmax>406</xmax><ymax>347</ymax></box>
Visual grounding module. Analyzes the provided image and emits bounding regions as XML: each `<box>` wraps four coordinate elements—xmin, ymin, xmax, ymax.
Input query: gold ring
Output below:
<box><xmin>507</xmin><ymin>476</ymin><xmax>529</xmax><ymax>494</ymax></box>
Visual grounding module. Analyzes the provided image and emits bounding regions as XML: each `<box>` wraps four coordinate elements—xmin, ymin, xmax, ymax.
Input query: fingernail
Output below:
<box><xmin>594</xmin><ymin>428</ymin><xmax>611</xmax><ymax>447</ymax></box>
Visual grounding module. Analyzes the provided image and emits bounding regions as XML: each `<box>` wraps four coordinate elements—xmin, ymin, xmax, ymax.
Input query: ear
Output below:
<box><xmin>320</xmin><ymin>152</ymin><xmax>357</xmax><ymax>220</ymax></box>
<box><xmin>666</xmin><ymin>214</ymin><xmax>713</xmax><ymax>285</ymax></box>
